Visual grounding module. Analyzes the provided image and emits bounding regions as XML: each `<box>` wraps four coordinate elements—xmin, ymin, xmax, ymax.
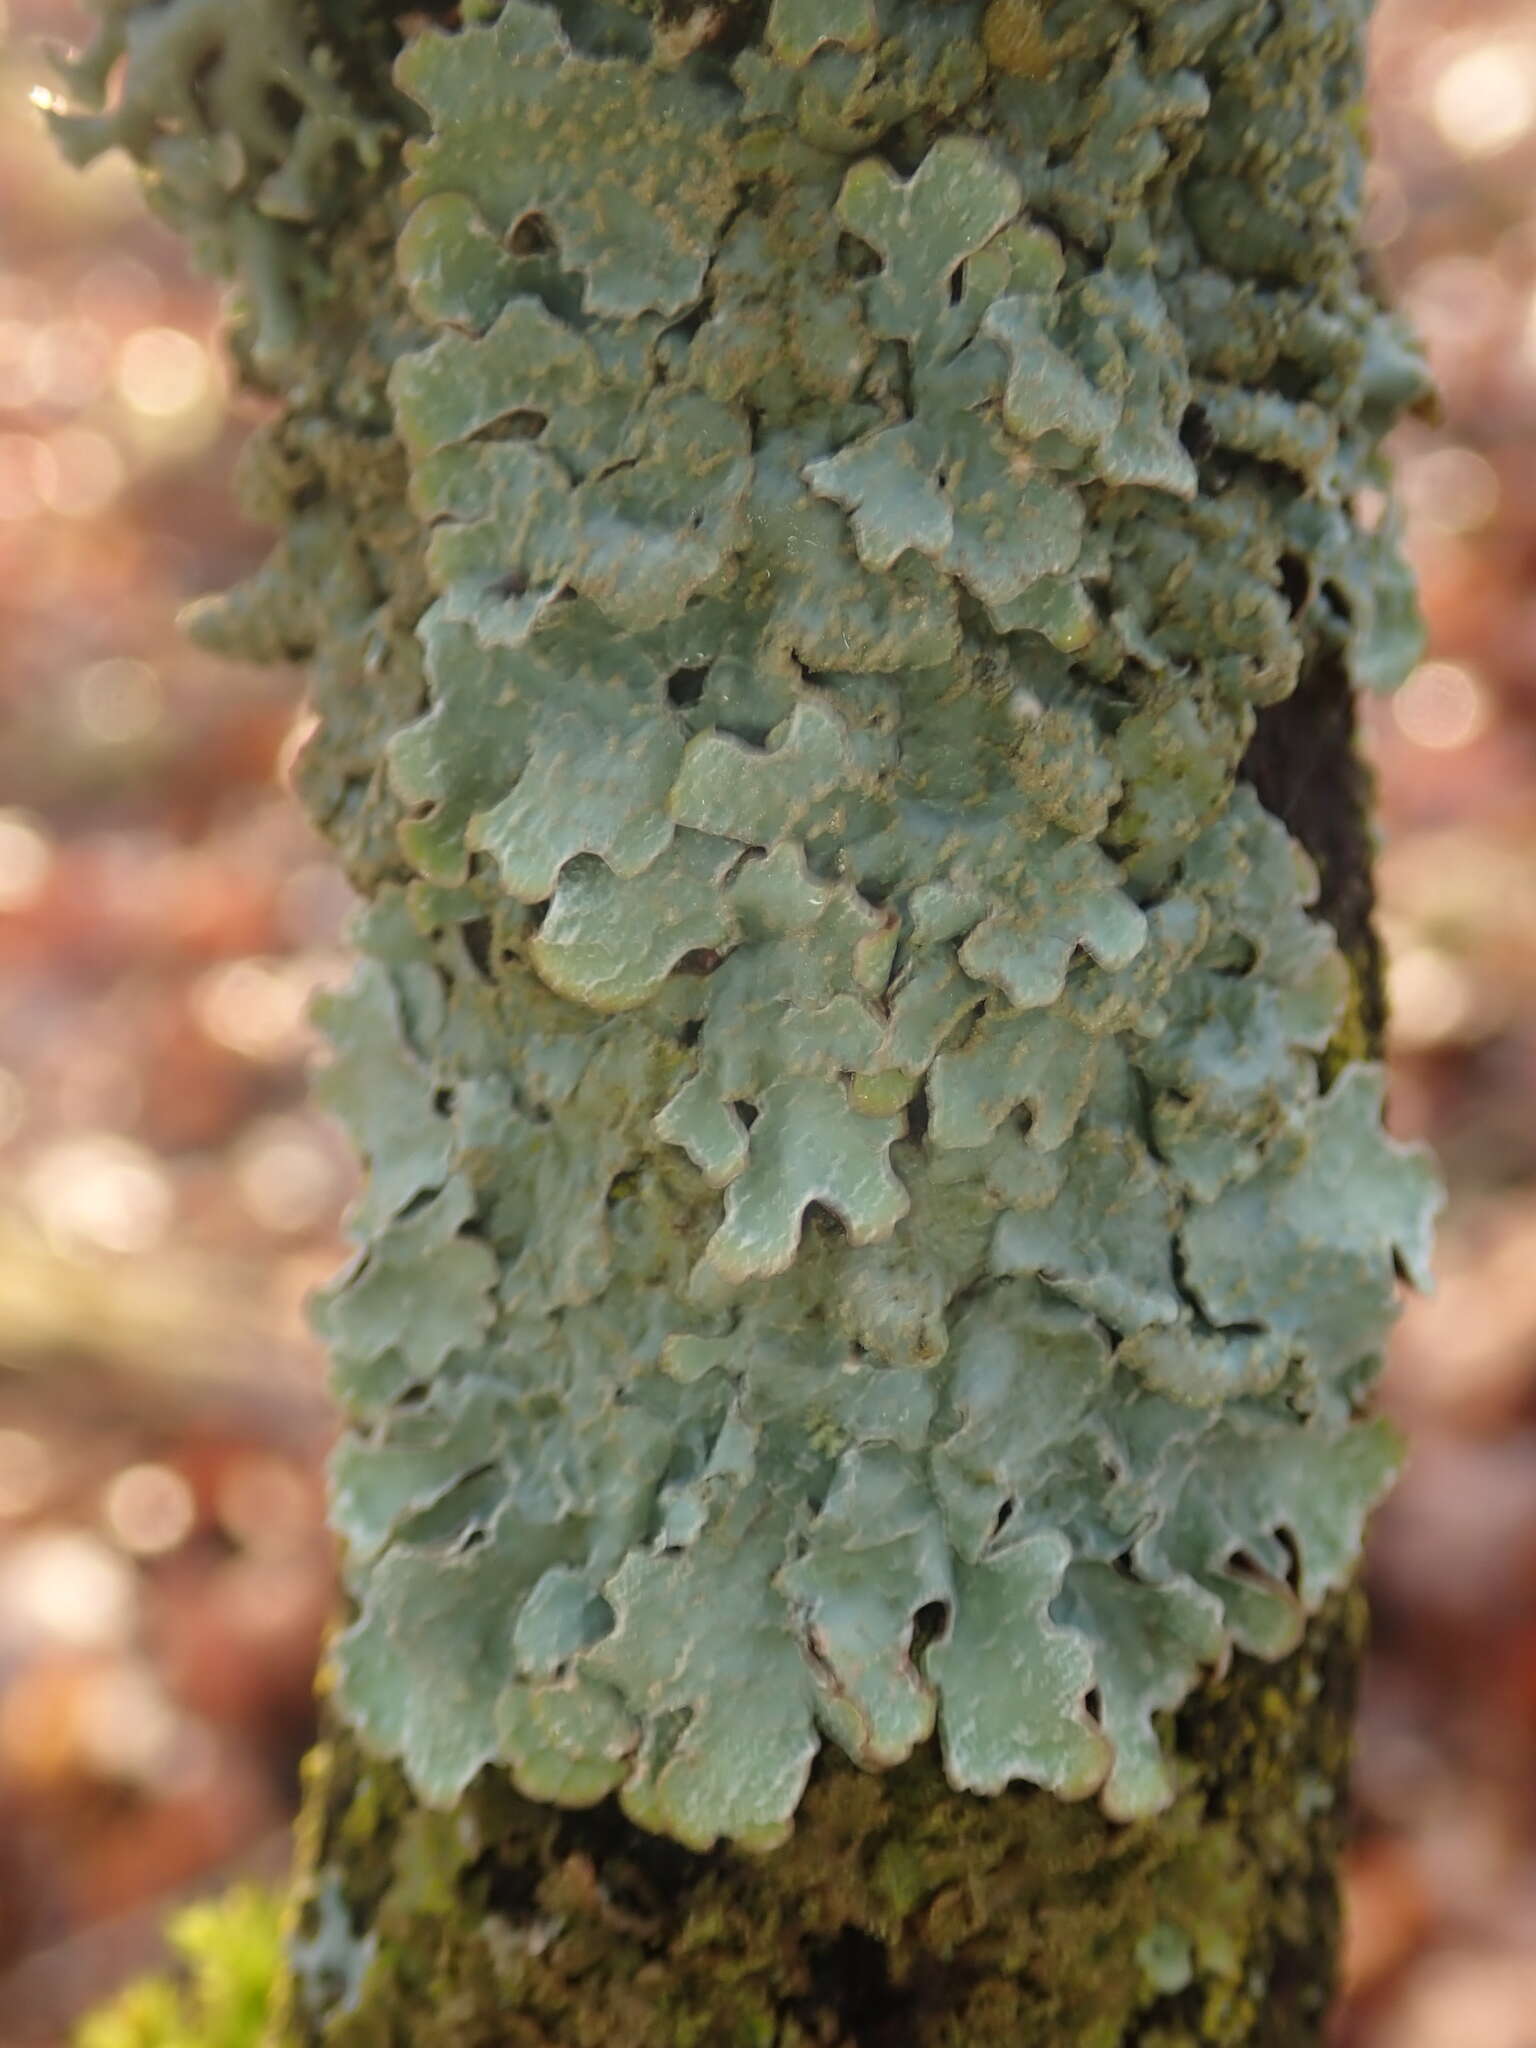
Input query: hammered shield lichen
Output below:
<box><xmin>50</xmin><ymin>0</ymin><xmax>1440</xmax><ymax>1861</ymax></box>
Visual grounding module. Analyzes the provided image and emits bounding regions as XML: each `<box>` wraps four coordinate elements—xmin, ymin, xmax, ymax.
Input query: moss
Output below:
<box><xmin>266</xmin><ymin>1593</ymin><xmax>1363</xmax><ymax>2046</ymax></box>
<box><xmin>72</xmin><ymin>1888</ymin><xmax>281</xmax><ymax>2048</ymax></box>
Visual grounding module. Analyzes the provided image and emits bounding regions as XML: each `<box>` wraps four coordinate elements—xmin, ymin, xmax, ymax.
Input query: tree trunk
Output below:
<box><xmin>49</xmin><ymin>1</ymin><xmax>1439</xmax><ymax>2042</ymax></box>
<box><xmin>276</xmin><ymin>1593</ymin><xmax>1363</xmax><ymax>2047</ymax></box>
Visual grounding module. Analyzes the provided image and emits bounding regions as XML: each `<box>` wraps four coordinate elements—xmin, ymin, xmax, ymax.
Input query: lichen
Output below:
<box><xmin>43</xmin><ymin>0</ymin><xmax>397</xmax><ymax>369</ymax></box>
<box><xmin>312</xmin><ymin>0</ymin><xmax>1437</xmax><ymax>1855</ymax></box>
<box><xmin>273</xmin><ymin>1590</ymin><xmax>1365</xmax><ymax>2046</ymax></box>
<box><xmin>48</xmin><ymin>0</ymin><xmax>1438</xmax><ymax>1889</ymax></box>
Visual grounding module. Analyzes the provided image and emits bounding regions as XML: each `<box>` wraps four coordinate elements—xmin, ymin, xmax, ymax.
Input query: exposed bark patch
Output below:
<box><xmin>1243</xmin><ymin>652</ymin><xmax>1387</xmax><ymax>1048</ymax></box>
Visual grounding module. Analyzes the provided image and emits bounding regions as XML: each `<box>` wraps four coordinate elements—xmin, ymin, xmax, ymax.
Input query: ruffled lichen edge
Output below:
<box><xmin>270</xmin><ymin>1586</ymin><xmax>1367</xmax><ymax>2045</ymax></box>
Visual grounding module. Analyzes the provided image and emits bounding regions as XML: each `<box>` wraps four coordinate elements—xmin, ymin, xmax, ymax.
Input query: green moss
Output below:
<box><xmin>72</xmin><ymin>1888</ymin><xmax>281</xmax><ymax>2048</ymax></box>
<box><xmin>265</xmin><ymin>1593</ymin><xmax>1363</xmax><ymax>2045</ymax></box>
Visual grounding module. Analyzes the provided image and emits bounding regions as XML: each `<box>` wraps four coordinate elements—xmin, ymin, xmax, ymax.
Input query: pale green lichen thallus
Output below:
<box><xmin>47</xmin><ymin>0</ymin><xmax>1442</xmax><ymax>1861</ymax></box>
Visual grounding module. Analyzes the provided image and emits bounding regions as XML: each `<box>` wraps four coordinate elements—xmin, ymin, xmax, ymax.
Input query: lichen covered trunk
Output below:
<box><xmin>278</xmin><ymin>1591</ymin><xmax>1365</xmax><ymax>2046</ymax></box>
<box><xmin>48</xmin><ymin>0</ymin><xmax>1439</xmax><ymax>2041</ymax></box>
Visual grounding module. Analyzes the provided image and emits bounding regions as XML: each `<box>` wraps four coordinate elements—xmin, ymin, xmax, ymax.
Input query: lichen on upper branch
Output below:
<box><xmin>43</xmin><ymin>0</ymin><xmax>397</xmax><ymax>367</ymax></box>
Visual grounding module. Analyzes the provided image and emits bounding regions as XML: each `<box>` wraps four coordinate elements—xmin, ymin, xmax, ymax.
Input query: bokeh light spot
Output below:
<box><xmin>0</xmin><ymin>809</ymin><xmax>54</xmax><ymax>911</ymax></box>
<box><xmin>235</xmin><ymin>1117</ymin><xmax>338</xmax><ymax>1234</ymax></box>
<box><xmin>29</xmin><ymin>318</ymin><xmax>111</xmax><ymax>410</ymax></box>
<box><xmin>71</xmin><ymin>657</ymin><xmax>163</xmax><ymax>744</ymax></box>
<box><xmin>1431</xmin><ymin>43</ymin><xmax>1536</xmax><ymax>159</ymax></box>
<box><xmin>192</xmin><ymin>958</ymin><xmax>322</xmax><ymax>1061</ymax></box>
<box><xmin>40</xmin><ymin>426</ymin><xmax>125</xmax><ymax>518</ymax></box>
<box><xmin>1393</xmin><ymin>661</ymin><xmax>1491</xmax><ymax>752</ymax></box>
<box><xmin>74</xmin><ymin>254</ymin><xmax>162</xmax><ymax>324</ymax></box>
<box><xmin>1401</xmin><ymin>446</ymin><xmax>1501</xmax><ymax>537</ymax></box>
<box><xmin>0</xmin><ymin>1530</ymin><xmax>137</xmax><ymax>1652</ymax></box>
<box><xmin>114</xmin><ymin>326</ymin><xmax>212</xmax><ymax>419</ymax></box>
<box><xmin>1388</xmin><ymin>946</ymin><xmax>1479</xmax><ymax>1051</ymax></box>
<box><xmin>103</xmin><ymin>1463</ymin><xmax>197</xmax><ymax>1558</ymax></box>
<box><xmin>75</xmin><ymin>1662</ymin><xmax>188</xmax><ymax>1787</ymax></box>
<box><xmin>24</xmin><ymin>1132</ymin><xmax>175</xmax><ymax>1255</ymax></box>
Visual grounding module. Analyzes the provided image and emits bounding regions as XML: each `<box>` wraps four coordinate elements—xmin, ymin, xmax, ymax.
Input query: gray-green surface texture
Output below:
<box><xmin>48</xmin><ymin>0</ymin><xmax>1439</xmax><ymax>2039</ymax></box>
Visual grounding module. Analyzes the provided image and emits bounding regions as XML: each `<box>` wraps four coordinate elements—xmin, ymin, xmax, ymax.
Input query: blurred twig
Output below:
<box><xmin>0</xmin><ymin>1213</ymin><xmax>330</xmax><ymax>1439</ymax></box>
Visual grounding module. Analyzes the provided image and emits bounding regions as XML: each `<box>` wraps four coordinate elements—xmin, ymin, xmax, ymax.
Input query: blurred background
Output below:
<box><xmin>0</xmin><ymin>0</ymin><xmax>1533</xmax><ymax>2039</ymax></box>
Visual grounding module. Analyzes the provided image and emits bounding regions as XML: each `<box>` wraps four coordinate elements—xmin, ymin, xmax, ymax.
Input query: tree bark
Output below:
<box><xmin>277</xmin><ymin>1594</ymin><xmax>1367</xmax><ymax>2047</ymax></box>
<box><xmin>48</xmin><ymin>1</ymin><xmax>1438</xmax><ymax>2042</ymax></box>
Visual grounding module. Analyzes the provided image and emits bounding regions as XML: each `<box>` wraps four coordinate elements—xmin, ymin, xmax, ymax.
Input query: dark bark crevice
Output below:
<box><xmin>1243</xmin><ymin>650</ymin><xmax>1387</xmax><ymax>1044</ymax></box>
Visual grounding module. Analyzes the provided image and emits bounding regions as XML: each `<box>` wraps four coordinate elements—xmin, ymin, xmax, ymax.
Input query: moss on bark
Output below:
<box><xmin>273</xmin><ymin>1594</ymin><xmax>1363</xmax><ymax>2046</ymax></box>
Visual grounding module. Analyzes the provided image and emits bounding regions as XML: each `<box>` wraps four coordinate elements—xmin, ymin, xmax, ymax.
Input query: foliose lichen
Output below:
<box><xmin>50</xmin><ymin>0</ymin><xmax>1440</xmax><ymax>1862</ymax></box>
<box><xmin>42</xmin><ymin>0</ymin><xmax>397</xmax><ymax>368</ymax></box>
<box><xmin>275</xmin><ymin>1597</ymin><xmax>1365</xmax><ymax>2048</ymax></box>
